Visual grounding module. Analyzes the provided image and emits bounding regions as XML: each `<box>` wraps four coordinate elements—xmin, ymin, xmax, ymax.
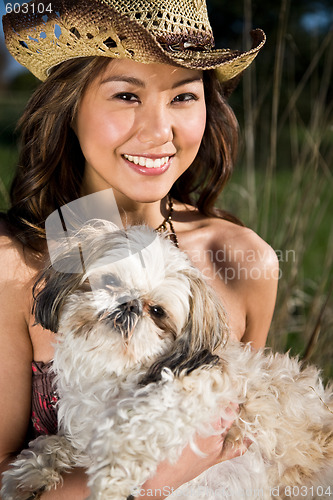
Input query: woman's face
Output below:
<box><xmin>75</xmin><ymin>59</ymin><xmax>206</xmax><ymax>204</ymax></box>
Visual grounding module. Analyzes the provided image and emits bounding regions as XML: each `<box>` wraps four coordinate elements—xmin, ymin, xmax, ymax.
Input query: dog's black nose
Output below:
<box><xmin>117</xmin><ymin>297</ymin><xmax>142</xmax><ymax>316</ymax></box>
<box><xmin>99</xmin><ymin>297</ymin><xmax>142</xmax><ymax>338</ymax></box>
<box><xmin>112</xmin><ymin>297</ymin><xmax>142</xmax><ymax>336</ymax></box>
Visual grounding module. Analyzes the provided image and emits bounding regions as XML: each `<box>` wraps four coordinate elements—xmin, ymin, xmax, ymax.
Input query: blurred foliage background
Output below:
<box><xmin>0</xmin><ymin>0</ymin><xmax>332</xmax><ymax>379</ymax></box>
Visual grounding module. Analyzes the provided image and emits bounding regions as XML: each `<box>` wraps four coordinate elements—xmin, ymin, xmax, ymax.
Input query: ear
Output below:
<box><xmin>140</xmin><ymin>268</ymin><xmax>229</xmax><ymax>385</ymax></box>
<box><xmin>32</xmin><ymin>264</ymin><xmax>85</xmax><ymax>333</ymax></box>
<box><xmin>184</xmin><ymin>269</ymin><xmax>229</xmax><ymax>354</ymax></box>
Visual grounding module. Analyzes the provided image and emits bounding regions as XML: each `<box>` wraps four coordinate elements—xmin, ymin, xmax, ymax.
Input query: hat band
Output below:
<box><xmin>156</xmin><ymin>32</ymin><xmax>215</xmax><ymax>53</ymax></box>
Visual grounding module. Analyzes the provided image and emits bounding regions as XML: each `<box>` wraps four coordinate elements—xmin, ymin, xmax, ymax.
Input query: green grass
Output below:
<box><xmin>223</xmin><ymin>166</ymin><xmax>333</xmax><ymax>285</ymax></box>
<box><xmin>221</xmin><ymin>164</ymin><xmax>333</xmax><ymax>382</ymax></box>
<box><xmin>0</xmin><ymin>145</ymin><xmax>17</xmax><ymax>210</ymax></box>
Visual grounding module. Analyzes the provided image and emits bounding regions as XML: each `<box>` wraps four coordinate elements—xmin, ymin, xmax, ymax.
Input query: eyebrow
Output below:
<box><xmin>171</xmin><ymin>76</ymin><xmax>203</xmax><ymax>88</ymax></box>
<box><xmin>101</xmin><ymin>76</ymin><xmax>145</xmax><ymax>87</ymax></box>
<box><xmin>100</xmin><ymin>75</ymin><xmax>203</xmax><ymax>88</ymax></box>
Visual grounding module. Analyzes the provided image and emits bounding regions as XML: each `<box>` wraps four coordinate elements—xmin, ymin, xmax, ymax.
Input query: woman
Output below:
<box><xmin>0</xmin><ymin>0</ymin><xmax>278</xmax><ymax>498</ymax></box>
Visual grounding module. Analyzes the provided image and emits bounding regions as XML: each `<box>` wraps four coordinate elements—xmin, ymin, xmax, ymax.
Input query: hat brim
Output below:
<box><xmin>2</xmin><ymin>0</ymin><xmax>266</xmax><ymax>82</ymax></box>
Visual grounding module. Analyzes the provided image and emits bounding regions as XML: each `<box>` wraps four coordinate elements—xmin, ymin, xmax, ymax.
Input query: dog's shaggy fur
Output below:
<box><xmin>1</xmin><ymin>221</ymin><xmax>332</xmax><ymax>500</ymax></box>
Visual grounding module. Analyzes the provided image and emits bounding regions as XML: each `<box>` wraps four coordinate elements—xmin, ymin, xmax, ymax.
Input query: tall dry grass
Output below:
<box><xmin>222</xmin><ymin>0</ymin><xmax>333</xmax><ymax>379</ymax></box>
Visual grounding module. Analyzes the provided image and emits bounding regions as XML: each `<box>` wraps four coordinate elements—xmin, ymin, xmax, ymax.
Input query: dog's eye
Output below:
<box><xmin>149</xmin><ymin>305</ymin><xmax>166</xmax><ymax>319</ymax></box>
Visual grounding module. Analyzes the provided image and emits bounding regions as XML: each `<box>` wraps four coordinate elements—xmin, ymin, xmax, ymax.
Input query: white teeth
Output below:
<box><xmin>123</xmin><ymin>154</ymin><xmax>170</xmax><ymax>168</ymax></box>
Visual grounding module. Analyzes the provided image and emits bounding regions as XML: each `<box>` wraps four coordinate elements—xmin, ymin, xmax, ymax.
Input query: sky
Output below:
<box><xmin>301</xmin><ymin>8</ymin><xmax>333</xmax><ymax>32</ymax></box>
<box><xmin>0</xmin><ymin>1</ymin><xmax>24</xmax><ymax>79</ymax></box>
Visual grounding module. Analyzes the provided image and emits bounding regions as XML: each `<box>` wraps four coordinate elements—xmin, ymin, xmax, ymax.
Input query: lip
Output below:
<box><xmin>123</xmin><ymin>153</ymin><xmax>175</xmax><ymax>160</ymax></box>
<box><xmin>121</xmin><ymin>155</ymin><xmax>174</xmax><ymax>176</ymax></box>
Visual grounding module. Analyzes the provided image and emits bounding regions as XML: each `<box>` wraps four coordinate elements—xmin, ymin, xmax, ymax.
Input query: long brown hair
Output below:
<box><xmin>4</xmin><ymin>57</ymin><xmax>241</xmax><ymax>251</ymax></box>
<box><xmin>171</xmin><ymin>70</ymin><xmax>240</xmax><ymax>220</ymax></box>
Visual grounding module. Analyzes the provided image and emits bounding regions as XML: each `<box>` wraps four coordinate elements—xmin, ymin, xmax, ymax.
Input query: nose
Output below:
<box><xmin>117</xmin><ymin>296</ymin><xmax>142</xmax><ymax>317</ymax></box>
<box><xmin>136</xmin><ymin>103</ymin><xmax>173</xmax><ymax>145</ymax></box>
<box><xmin>113</xmin><ymin>297</ymin><xmax>142</xmax><ymax>339</ymax></box>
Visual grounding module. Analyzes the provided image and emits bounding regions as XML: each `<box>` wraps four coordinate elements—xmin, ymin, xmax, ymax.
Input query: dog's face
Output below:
<box><xmin>34</xmin><ymin>221</ymin><xmax>229</xmax><ymax>376</ymax></box>
<box><xmin>58</xmin><ymin>239</ymin><xmax>193</xmax><ymax>372</ymax></box>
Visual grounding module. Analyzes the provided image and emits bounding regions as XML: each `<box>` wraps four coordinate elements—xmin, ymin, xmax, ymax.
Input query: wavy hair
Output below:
<box><xmin>4</xmin><ymin>57</ymin><xmax>241</xmax><ymax>251</ymax></box>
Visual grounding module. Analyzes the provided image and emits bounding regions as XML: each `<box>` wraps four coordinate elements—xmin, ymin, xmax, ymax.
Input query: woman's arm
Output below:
<box><xmin>38</xmin><ymin>469</ymin><xmax>90</xmax><ymax>499</ymax></box>
<box><xmin>0</xmin><ymin>232</ymin><xmax>92</xmax><ymax>500</ymax></box>
<box><xmin>0</xmin><ymin>233</ymin><xmax>35</xmax><ymax>495</ymax></box>
<box><xmin>39</xmin><ymin>407</ymin><xmax>245</xmax><ymax>500</ymax></box>
<box><xmin>133</xmin><ymin>407</ymin><xmax>249</xmax><ymax>500</ymax></box>
<box><xmin>238</xmin><ymin>233</ymin><xmax>279</xmax><ymax>348</ymax></box>
<box><xmin>211</xmin><ymin>222</ymin><xmax>279</xmax><ymax>349</ymax></box>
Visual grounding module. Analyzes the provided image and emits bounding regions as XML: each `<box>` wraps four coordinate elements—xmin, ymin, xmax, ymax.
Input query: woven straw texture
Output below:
<box><xmin>3</xmin><ymin>0</ymin><xmax>266</xmax><ymax>82</ymax></box>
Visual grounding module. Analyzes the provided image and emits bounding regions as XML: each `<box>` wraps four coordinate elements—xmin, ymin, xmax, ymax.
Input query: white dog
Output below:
<box><xmin>1</xmin><ymin>221</ymin><xmax>332</xmax><ymax>500</ymax></box>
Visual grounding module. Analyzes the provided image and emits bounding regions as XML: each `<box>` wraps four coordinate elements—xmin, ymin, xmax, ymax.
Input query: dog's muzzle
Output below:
<box><xmin>99</xmin><ymin>297</ymin><xmax>142</xmax><ymax>339</ymax></box>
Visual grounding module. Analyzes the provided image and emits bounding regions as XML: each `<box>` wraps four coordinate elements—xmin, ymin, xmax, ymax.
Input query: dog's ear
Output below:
<box><xmin>184</xmin><ymin>269</ymin><xmax>229</xmax><ymax>354</ymax></box>
<box><xmin>32</xmin><ymin>261</ymin><xmax>85</xmax><ymax>333</ymax></box>
<box><xmin>140</xmin><ymin>269</ymin><xmax>229</xmax><ymax>385</ymax></box>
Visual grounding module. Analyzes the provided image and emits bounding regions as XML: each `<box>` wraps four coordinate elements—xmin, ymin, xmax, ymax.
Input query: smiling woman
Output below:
<box><xmin>0</xmin><ymin>0</ymin><xmax>278</xmax><ymax>499</ymax></box>
<box><xmin>4</xmin><ymin>54</ymin><xmax>243</xmax><ymax>247</ymax></box>
<box><xmin>76</xmin><ymin>60</ymin><xmax>206</xmax><ymax>203</ymax></box>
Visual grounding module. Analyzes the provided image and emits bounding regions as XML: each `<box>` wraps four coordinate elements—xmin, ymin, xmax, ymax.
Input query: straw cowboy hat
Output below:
<box><xmin>2</xmin><ymin>0</ymin><xmax>266</xmax><ymax>82</ymax></box>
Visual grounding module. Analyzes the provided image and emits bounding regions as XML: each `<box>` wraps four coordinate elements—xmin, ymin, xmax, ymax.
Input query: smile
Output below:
<box><xmin>123</xmin><ymin>154</ymin><xmax>171</xmax><ymax>169</ymax></box>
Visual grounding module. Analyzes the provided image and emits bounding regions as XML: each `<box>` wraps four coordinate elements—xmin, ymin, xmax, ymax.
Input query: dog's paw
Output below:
<box><xmin>0</xmin><ymin>451</ymin><xmax>62</xmax><ymax>499</ymax></box>
<box><xmin>0</xmin><ymin>480</ymin><xmax>46</xmax><ymax>500</ymax></box>
<box><xmin>0</xmin><ymin>441</ymin><xmax>65</xmax><ymax>500</ymax></box>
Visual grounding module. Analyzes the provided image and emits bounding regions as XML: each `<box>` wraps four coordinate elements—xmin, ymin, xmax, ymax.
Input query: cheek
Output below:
<box><xmin>178</xmin><ymin>105</ymin><xmax>206</xmax><ymax>154</ymax></box>
<box><xmin>76</xmin><ymin>102</ymin><xmax>134</xmax><ymax>160</ymax></box>
<box><xmin>98</xmin><ymin>111</ymin><xmax>135</xmax><ymax>145</ymax></box>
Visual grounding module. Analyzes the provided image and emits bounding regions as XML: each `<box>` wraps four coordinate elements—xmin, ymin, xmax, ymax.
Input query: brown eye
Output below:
<box><xmin>149</xmin><ymin>305</ymin><xmax>166</xmax><ymax>319</ymax></box>
<box><xmin>172</xmin><ymin>93</ymin><xmax>197</xmax><ymax>103</ymax></box>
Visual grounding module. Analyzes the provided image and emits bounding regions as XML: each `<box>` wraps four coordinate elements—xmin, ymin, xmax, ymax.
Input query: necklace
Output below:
<box><xmin>155</xmin><ymin>194</ymin><xmax>179</xmax><ymax>248</ymax></box>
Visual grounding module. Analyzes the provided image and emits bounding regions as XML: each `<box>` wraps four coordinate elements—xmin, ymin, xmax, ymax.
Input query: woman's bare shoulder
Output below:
<box><xmin>174</xmin><ymin>203</ymin><xmax>276</xmax><ymax>261</ymax></box>
<box><xmin>0</xmin><ymin>219</ymin><xmax>40</xmax><ymax>286</ymax></box>
<box><xmin>208</xmin><ymin>218</ymin><xmax>278</xmax><ymax>269</ymax></box>
<box><xmin>184</xmin><ymin>214</ymin><xmax>279</xmax><ymax>300</ymax></box>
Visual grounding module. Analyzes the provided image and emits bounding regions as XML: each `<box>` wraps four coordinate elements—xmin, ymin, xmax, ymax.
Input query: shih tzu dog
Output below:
<box><xmin>1</xmin><ymin>221</ymin><xmax>332</xmax><ymax>500</ymax></box>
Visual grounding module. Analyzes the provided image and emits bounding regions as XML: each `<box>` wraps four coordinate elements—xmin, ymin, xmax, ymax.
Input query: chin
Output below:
<box><xmin>125</xmin><ymin>183</ymin><xmax>175</xmax><ymax>204</ymax></box>
<box><xmin>2</xmin><ymin>221</ymin><xmax>332</xmax><ymax>500</ymax></box>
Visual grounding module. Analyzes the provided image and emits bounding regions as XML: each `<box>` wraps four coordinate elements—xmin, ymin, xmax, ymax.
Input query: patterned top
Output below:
<box><xmin>31</xmin><ymin>361</ymin><xmax>59</xmax><ymax>438</ymax></box>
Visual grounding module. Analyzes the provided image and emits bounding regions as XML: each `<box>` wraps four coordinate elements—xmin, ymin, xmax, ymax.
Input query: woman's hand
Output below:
<box><xmin>136</xmin><ymin>404</ymin><xmax>250</xmax><ymax>500</ymax></box>
<box><xmin>36</xmin><ymin>406</ymin><xmax>248</xmax><ymax>500</ymax></box>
